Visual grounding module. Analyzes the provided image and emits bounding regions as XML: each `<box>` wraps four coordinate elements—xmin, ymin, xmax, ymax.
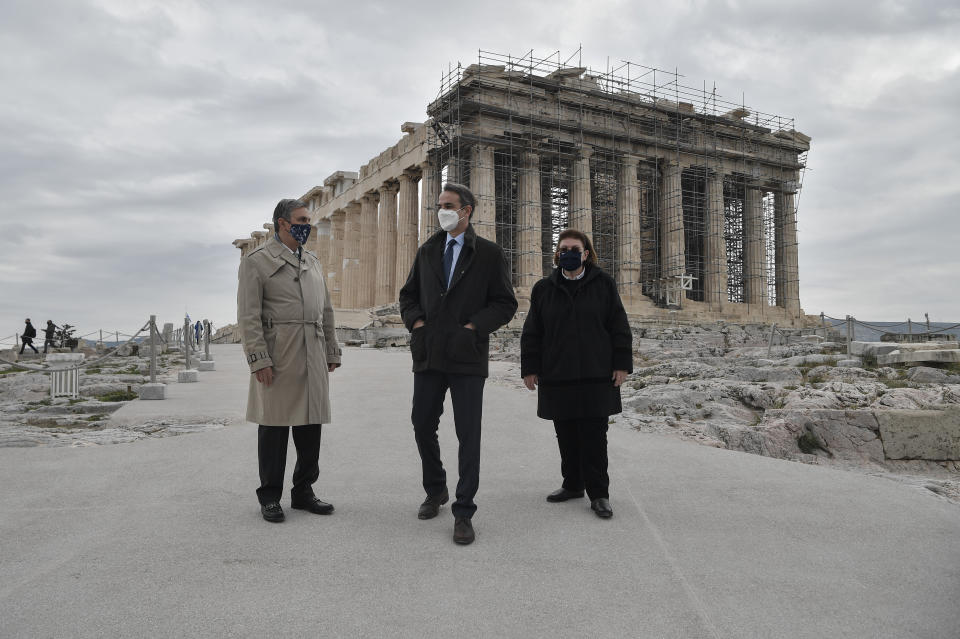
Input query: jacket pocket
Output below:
<box><xmin>410</xmin><ymin>326</ymin><xmax>427</xmax><ymax>362</ymax></box>
<box><xmin>447</xmin><ymin>326</ymin><xmax>481</xmax><ymax>363</ymax></box>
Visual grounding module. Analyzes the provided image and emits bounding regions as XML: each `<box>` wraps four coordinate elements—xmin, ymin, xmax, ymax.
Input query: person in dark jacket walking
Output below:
<box><xmin>43</xmin><ymin>320</ymin><xmax>58</xmax><ymax>354</ymax></box>
<box><xmin>20</xmin><ymin>319</ymin><xmax>38</xmax><ymax>354</ymax></box>
<box><xmin>398</xmin><ymin>182</ymin><xmax>518</xmax><ymax>545</ymax></box>
<box><xmin>520</xmin><ymin>229</ymin><xmax>632</xmax><ymax>519</ymax></box>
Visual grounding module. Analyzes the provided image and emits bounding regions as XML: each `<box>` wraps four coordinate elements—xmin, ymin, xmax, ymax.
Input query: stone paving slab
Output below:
<box><xmin>1</xmin><ymin>345</ymin><xmax>959</xmax><ymax>638</ymax></box>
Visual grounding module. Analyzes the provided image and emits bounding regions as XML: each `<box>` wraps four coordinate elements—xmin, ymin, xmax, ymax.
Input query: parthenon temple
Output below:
<box><xmin>233</xmin><ymin>50</ymin><xmax>811</xmax><ymax>325</ymax></box>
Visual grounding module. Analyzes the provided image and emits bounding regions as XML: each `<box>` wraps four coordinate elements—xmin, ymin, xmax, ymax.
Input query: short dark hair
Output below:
<box><xmin>25</xmin><ymin>318</ymin><xmax>30</xmax><ymax>323</ymax></box>
<box><xmin>441</xmin><ymin>182</ymin><xmax>475</xmax><ymax>214</ymax></box>
<box><xmin>553</xmin><ymin>228</ymin><xmax>598</xmax><ymax>266</ymax></box>
<box><xmin>273</xmin><ymin>198</ymin><xmax>308</xmax><ymax>233</ymax></box>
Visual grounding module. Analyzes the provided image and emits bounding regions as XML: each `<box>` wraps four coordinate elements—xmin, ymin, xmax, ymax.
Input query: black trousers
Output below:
<box><xmin>256</xmin><ymin>424</ymin><xmax>322</xmax><ymax>505</ymax></box>
<box><xmin>411</xmin><ymin>371</ymin><xmax>485</xmax><ymax>519</ymax></box>
<box><xmin>553</xmin><ymin>417</ymin><xmax>610</xmax><ymax>500</ymax></box>
<box><xmin>19</xmin><ymin>338</ymin><xmax>38</xmax><ymax>354</ymax></box>
<box><xmin>43</xmin><ymin>338</ymin><xmax>55</xmax><ymax>353</ymax></box>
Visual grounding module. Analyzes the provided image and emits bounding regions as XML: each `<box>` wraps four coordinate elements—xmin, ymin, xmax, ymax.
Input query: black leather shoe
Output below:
<box><xmin>261</xmin><ymin>502</ymin><xmax>285</xmax><ymax>523</ymax></box>
<box><xmin>417</xmin><ymin>488</ymin><xmax>449</xmax><ymax>520</ymax></box>
<box><xmin>591</xmin><ymin>498</ymin><xmax>613</xmax><ymax>519</ymax></box>
<box><xmin>453</xmin><ymin>517</ymin><xmax>475</xmax><ymax>545</ymax></box>
<box><xmin>546</xmin><ymin>488</ymin><xmax>585</xmax><ymax>503</ymax></box>
<box><xmin>291</xmin><ymin>496</ymin><xmax>334</xmax><ymax>515</ymax></box>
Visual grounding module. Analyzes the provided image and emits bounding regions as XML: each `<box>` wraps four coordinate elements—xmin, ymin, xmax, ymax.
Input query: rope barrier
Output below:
<box><xmin>0</xmin><ymin>321</ymin><xmax>151</xmax><ymax>372</ymax></box>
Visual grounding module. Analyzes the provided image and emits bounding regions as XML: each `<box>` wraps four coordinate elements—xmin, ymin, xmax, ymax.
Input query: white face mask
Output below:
<box><xmin>437</xmin><ymin>207</ymin><xmax>465</xmax><ymax>232</ymax></box>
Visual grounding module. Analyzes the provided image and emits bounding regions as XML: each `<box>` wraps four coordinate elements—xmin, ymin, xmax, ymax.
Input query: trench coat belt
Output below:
<box><xmin>263</xmin><ymin>318</ymin><xmax>323</xmax><ymax>337</ymax></box>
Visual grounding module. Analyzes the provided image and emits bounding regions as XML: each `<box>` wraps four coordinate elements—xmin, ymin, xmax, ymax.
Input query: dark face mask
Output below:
<box><xmin>557</xmin><ymin>249</ymin><xmax>582</xmax><ymax>271</ymax></box>
<box><xmin>288</xmin><ymin>223</ymin><xmax>312</xmax><ymax>245</ymax></box>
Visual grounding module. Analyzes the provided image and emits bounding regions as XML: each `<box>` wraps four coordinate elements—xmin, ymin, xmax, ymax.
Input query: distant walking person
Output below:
<box><xmin>237</xmin><ymin>198</ymin><xmax>342</xmax><ymax>524</ymax></box>
<box><xmin>194</xmin><ymin>320</ymin><xmax>203</xmax><ymax>346</ymax></box>
<box><xmin>398</xmin><ymin>182</ymin><xmax>518</xmax><ymax>545</ymax></box>
<box><xmin>520</xmin><ymin>229</ymin><xmax>632</xmax><ymax>519</ymax></box>
<box><xmin>19</xmin><ymin>319</ymin><xmax>38</xmax><ymax>354</ymax></box>
<box><xmin>43</xmin><ymin>320</ymin><xmax>58</xmax><ymax>353</ymax></box>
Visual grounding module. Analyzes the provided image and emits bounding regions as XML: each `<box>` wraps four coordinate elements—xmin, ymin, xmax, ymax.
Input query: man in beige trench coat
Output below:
<box><xmin>238</xmin><ymin>198</ymin><xmax>342</xmax><ymax>523</ymax></box>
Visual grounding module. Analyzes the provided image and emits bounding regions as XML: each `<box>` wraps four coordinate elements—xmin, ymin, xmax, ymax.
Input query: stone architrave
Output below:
<box><xmin>659</xmin><ymin>160</ymin><xmax>685</xmax><ymax>280</ymax></box>
<box><xmin>568</xmin><ymin>147</ymin><xmax>593</xmax><ymax>235</ymax></box>
<box><xmin>743</xmin><ymin>186</ymin><xmax>768</xmax><ymax>307</ymax></box>
<box><xmin>616</xmin><ymin>155</ymin><xmax>641</xmax><ymax>309</ymax></box>
<box><xmin>704</xmin><ymin>170</ymin><xmax>728</xmax><ymax>305</ymax></box>
<box><xmin>358</xmin><ymin>193</ymin><xmax>379</xmax><ymax>308</ymax></box>
<box><xmin>395</xmin><ymin>172</ymin><xmax>420</xmax><ymax>295</ymax></box>
<box><xmin>375</xmin><ymin>183</ymin><xmax>399</xmax><ymax>306</ymax></box>
<box><xmin>340</xmin><ymin>202</ymin><xmax>362</xmax><ymax>309</ymax></box>
<box><xmin>469</xmin><ymin>144</ymin><xmax>496</xmax><ymax>241</ymax></box>
<box><xmin>517</xmin><ymin>152</ymin><xmax>543</xmax><ymax>297</ymax></box>
<box><xmin>328</xmin><ymin>211</ymin><xmax>345</xmax><ymax>308</ymax></box>
<box><xmin>419</xmin><ymin>159</ymin><xmax>441</xmax><ymax>244</ymax></box>
<box><xmin>774</xmin><ymin>188</ymin><xmax>800</xmax><ymax>313</ymax></box>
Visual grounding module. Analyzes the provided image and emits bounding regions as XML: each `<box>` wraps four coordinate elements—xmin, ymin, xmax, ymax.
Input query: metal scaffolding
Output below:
<box><xmin>424</xmin><ymin>48</ymin><xmax>809</xmax><ymax>314</ymax></box>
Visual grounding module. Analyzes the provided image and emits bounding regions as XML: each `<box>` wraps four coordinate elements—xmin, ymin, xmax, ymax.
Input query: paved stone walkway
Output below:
<box><xmin>1</xmin><ymin>344</ymin><xmax>958</xmax><ymax>638</ymax></box>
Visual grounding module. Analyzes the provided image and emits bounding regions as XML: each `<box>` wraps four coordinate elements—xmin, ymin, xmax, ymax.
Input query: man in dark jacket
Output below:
<box><xmin>42</xmin><ymin>321</ymin><xmax>58</xmax><ymax>353</ymax></box>
<box><xmin>20</xmin><ymin>319</ymin><xmax>38</xmax><ymax>354</ymax></box>
<box><xmin>398</xmin><ymin>182</ymin><xmax>517</xmax><ymax>545</ymax></box>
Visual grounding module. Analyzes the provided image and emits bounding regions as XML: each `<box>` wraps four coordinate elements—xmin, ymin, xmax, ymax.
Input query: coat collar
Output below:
<box><xmin>265</xmin><ymin>235</ymin><xmax>308</xmax><ymax>271</ymax></box>
<box><xmin>425</xmin><ymin>224</ymin><xmax>478</xmax><ymax>289</ymax></box>
<box><xmin>547</xmin><ymin>263</ymin><xmax>601</xmax><ymax>289</ymax></box>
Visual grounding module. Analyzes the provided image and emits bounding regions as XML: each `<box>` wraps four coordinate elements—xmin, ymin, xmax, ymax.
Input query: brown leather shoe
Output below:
<box><xmin>417</xmin><ymin>488</ymin><xmax>449</xmax><ymax>520</ymax></box>
<box><xmin>591</xmin><ymin>497</ymin><xmax>613</xmax><ymax>519</ymax></box>
<box><xmin>453</xmin><ymin>517</ymin><xmax>475</xmax><ymax>545</ymax></box>
<box><xmin>546</xmin><ymin>488</ymin><xmax>585</xmax><ymax>502</ymax></box>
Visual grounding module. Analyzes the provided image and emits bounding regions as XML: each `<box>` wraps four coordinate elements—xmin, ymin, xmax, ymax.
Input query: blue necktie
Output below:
<box><xmin>443</xmin><ymin>238</ymin><xmax>457</xmax><ymax>289</ymax></box>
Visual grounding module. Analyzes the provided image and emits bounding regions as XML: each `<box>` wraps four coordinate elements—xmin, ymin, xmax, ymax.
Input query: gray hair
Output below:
<box><xmin>442</xmin><ymin>182</ymin><xmax>475</xmax><ymax>213</ymax></box>
<box><xmin>272</xmin><ymin>198</ymin><xmax>308</xmax><ymax>232</ymax></box>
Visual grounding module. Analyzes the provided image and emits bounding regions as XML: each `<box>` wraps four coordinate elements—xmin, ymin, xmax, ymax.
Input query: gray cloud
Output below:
<box><xmin>1</xmin><ymin>0</ymin><xmax>958</xmax><ymax>344</ymax></box>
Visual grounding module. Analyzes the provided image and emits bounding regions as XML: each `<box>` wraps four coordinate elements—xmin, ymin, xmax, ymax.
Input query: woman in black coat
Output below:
<box><xmin>520</xmin><ymin>229</ymin><xmax>633</xmax><ymax>519</ymax></box>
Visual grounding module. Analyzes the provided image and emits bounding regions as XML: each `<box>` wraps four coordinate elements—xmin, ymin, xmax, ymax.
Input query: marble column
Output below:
<box><xmin>568</xmin><ymin>147</ymin><xmax>593</xmax><ymax>236</ymax></box>
<box><xmin>743</xmin><ymin>186</ymin><xmax>768</xmax><ymax>306</ymax></box>
<box><xmin>358</xmin><ymin>193</ymin><xmax>379</xmax><ymax>308</ymax></box>
<box><xmin>315</xmin><ymin>216</ymin><xmax>331</xmax><ymax>280</ymax></box>
<box><xmin>375</xmin><ymin>183</ymin><xmax>399</xmax><ymax>307</ymax></box>
<box><xmin>328</xmin><ymin>211</ymin><xmax>345</xmax><ymax>308</ymax></box>
<box><xmin>469</xmin><ymin>144</ymin><xmax>496</xmax><ymax>241</ymax></box>
<box><xmin>395</xmin><ymin>172</ymin><xmax>420</xmax><ymax>295</ymax></box>
<box><xmin>419</xmin><ymin>159</ymin><xmax>441</xmax><ymax>243</ymax></box>
<box><xmin>341</xmin><ymin>202</ymin><xmax>362</xmax><ymax>309</ymax></box>
<box><xmin>659</xmin><ymin>160</ymin><xmax>686</xmax><ymax>285</ymax></box>
<box><xmin>703</xmin><ymin>170</ymin><xmax>728</xmax><ymax>305</ymax></box>
<box><xmin>446</xmin><ymin>155</ymin><xmax>462</xmax><ymax>184</ymax></box>
<box><xmin>517</xmin><ymin>152</ymin><xmax>542</xmax><ymax>296</ymax></box>
<box><xmin>775</xmin><ymin>188</ymin><xmax>800</xmax><ymax>313</ymax></box>
<box><xmin>617</xmin><ymin>155</ymin><xmax>641</xmax><ymax>309</ymax></box>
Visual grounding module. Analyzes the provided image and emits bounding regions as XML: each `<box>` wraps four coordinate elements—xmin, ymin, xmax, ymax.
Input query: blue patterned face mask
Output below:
<box><xmin>289</xmin><ymin>223</ymin><xmax>312</xmax><ymax>245</ymax></box>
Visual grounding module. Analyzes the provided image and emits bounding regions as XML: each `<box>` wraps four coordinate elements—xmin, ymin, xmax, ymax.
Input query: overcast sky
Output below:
<box><xmin>2</xmin><ymin>0</ymin><xmax>958</xmax><ymax>343</ymax></box>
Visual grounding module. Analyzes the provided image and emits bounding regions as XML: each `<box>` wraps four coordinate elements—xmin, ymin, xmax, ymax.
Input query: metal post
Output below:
<box><xmin>820</xmin><ymin>312</ymin><xmax>826</xmax><ymax>338</ymax></box>
<box><xmin>767</xmin><ymin>323</ymin><xmax>777</xmax><ymax>358</ymax></box>
<box><xmin>203</xmin><ymin>319</ymin><xmax>211</xmax><ymax>361</ymax></box>
<box><xmin>183</xmin><ymin>318</ymin><xmax>191</xmax><ymax>369</ymax></box>
<box><xmin>99</xmin><ymin>329</ymin><xmax>103</xmax><ymax>350</ymax></box>
<box><xmin>149</xmin><ymin>315</ymin><xmax>157</xmax><ymax>384</ymax></box>
<box><xmin>115</xmin><ymin>331</ymin><xmax>119</xmax><ymax>344</ymax></box>
<box><xmin>925</xmin><ymin>313</ymin><xmax>930</xmax><ymax>333</ymax></box>
<box><xmin>907</xmin><ymin>318</ymin><xmax>912</xmax><ymax>335</ymax></box>
<box><xmin>846</xmin><ymin>315</ymin><xmax>853</xmax><ymax>355</ymax></box>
